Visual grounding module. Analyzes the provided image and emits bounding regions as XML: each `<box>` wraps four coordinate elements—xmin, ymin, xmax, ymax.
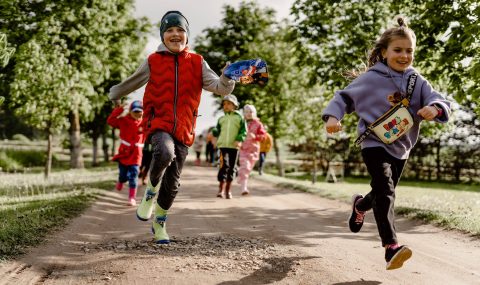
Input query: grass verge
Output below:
<box><xmin>0</xmin><ymin>193</ymin><xmax>96</xmax><ymax>260</ymax></box>
<box><xmin>0</xmin><ymin>168</ymin><xmax>117</xmax><ymax>261</ymax></box>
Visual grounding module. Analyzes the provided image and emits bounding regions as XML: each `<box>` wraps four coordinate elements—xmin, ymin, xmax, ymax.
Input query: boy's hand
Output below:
<box><xmin>417</xmin><ymin>106</ymin><xmax>438</xmax><ymax>121</ymax></box>
<box><xmin>325</xmin><ymin>116</ymin><xmax>342</xmax><ymax>134</ymax></box>
<box><xmin>112</xmin><ymin>99</ymin><xmax>121</xmax><ymax>107</ymax></box>
<box><xmin>221</xmin><ymin>61</ymin><xmax>231</xmax><ymax>75</ymax></box>
<box><xmin>234</xmin><ymin>141</ymin><xmax>242</xmax><ymax>149</ymax></box>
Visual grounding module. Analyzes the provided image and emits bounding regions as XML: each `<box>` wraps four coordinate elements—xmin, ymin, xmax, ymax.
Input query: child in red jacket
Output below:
<box><xmin>107</xmin><ymin>100</ymin><xmax>145</xmax><ymax>206</ymax></box>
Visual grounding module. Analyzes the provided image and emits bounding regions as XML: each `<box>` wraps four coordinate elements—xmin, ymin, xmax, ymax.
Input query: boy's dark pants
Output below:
<box><xmin>217</xmin><ymin>148</ymin><xmax>238</xmax><ymax>182</ymax></box>
<box><xmin>258</xmin><ymin>152</ymin><xmax>266</xmax><ymax>174</ymax></box>
<box><xmin>356</xmin><ymin>147</ymin><xmax>406</xmax><ymax>247</ymax></box>
<box><xmin>149</xmin><ymin>131</ymin><xmax>189</xmax><ymax>210</ymax></box>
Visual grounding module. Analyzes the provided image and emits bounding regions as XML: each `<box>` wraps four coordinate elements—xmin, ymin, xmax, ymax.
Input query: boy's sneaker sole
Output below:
<box><xmin>386</xmin><ymin>246</ymin><xmax>412</xmax><ymax>270</ymax></box>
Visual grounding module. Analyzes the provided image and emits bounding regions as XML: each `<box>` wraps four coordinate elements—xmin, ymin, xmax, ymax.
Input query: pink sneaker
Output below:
<box><xmin>115</xmin><ymin>182</ymin><xmax>123</xmax><ymax>191</ymax></box>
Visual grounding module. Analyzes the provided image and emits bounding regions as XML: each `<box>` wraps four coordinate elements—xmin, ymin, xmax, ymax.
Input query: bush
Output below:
<box><xmin>11</xmin><ymin>134</ymin><xmax>30</xmax><ymax>142</ymax></box>
<box><xmin>0</xmin><ymin>149</ymin><xmax>57</xmax><ymax>172</ymax></box>
<box><xmin>0</xmin><ymin>152</ymin><xmax>21</xmax><ymax>172</ymax></box>
<box><xmin>5</xmin><ymin>149</ymin><xmax>45</xmax><ymax>167</ymax></box>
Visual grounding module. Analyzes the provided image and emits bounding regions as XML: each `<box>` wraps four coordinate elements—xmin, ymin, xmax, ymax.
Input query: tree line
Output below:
<box><xmin>195</xmin><ymin>0</ymin><xmax>479</xmax><ymax>183</ymax></box>
<box><xmin>0</xmin><ymin>0</ymin><xmax>150</xmax><ymax>177</ymax></box>
<box><xmin>1</xmin><ymin>0</ymin><xmax>478</xmax><ymax>182</ymax></box>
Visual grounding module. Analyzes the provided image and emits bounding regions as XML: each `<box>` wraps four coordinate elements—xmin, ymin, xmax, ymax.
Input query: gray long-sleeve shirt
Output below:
<box><xmin>109</xmin><ymin>44</ymin><xmax>235</xmax><ymax>101</ymax></box>
<box><xmin>322</xmin><ymin>62</ymin><xmax>451</xmax><ymax>159</ymax></box>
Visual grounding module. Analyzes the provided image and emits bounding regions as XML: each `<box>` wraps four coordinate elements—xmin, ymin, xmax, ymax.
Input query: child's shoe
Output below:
<box><xmin>115</xmin><ymin>182</ymin><xmax>123</xmax><ymax>191</ymax></box>
<box><xmin>217</xmin><ymin>181</ymin><xmax>225</xmax><ymax>198</ymax></box>
<box><xmin>240</xmin><ymin>181</ymin><xmax>249</xmax><ymax>195</ymax></box>
<box><xmin>136</xmin><ymin>180</ymin><xmax>158</xmax><ymax>221</ymax></box>
<box><xmin>385</xmin><ymin>245</ymin><xmax>412</xmax><ymax>270</ymax></box>
<box><xmin>152</xmin><ymin>203</ymin><xmax>169</xmax><ymax>244</ymax></box>
<box><xmin>348</xmin><ymin>194</ymin><xmax>366</xmax><ymax>233</ymax></box>
<box><xmin>127</xmin><ymin>198</ymin><xmax>136</xmax><ymax>206</ymax></box>
<box><xmin>225</xmin><ymin>181</ymin><xmax>232</xmax><ymax>199</ymax></box>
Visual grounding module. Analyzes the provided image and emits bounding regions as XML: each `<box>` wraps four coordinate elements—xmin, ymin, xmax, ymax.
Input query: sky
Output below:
<box><xmin>131</xmin><ymin>0</ymin><xmax>295</xmax><ymax>134</ymax></box>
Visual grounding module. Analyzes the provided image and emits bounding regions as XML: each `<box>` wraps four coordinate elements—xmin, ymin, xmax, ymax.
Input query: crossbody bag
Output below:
<box><xmin>355</xmin><ymin>73</ymin><xmax>418</xmax><ymax>146</ymax></box>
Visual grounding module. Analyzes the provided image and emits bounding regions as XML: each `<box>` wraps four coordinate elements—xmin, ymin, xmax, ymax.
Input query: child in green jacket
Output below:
<box><xmin>212</xmin><ymin>94</ymin><xmax>246</xmax><ymax>199</ymax></box>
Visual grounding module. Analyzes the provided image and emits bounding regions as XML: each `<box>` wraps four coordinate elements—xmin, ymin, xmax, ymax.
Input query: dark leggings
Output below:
<box><xmin>149</xmin><ymin>131</ymin><xmax>189</xmax><ymax>210</ymax></box>
<box><xmin>217</xmin><ymin>148</ymin><xmax>238</xmax><ymax>182</ymax></box>
<box><xmin>356</xmin><ymin>147</ymin><xmax>406</xmax><ymax>246</ymax></box>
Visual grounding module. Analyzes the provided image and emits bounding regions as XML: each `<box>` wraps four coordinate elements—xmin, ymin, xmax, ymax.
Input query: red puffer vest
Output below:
<box><xmin>143</xmin><ymin>50</ymin><xmax>203</xmax><ymax>146</ymax></box>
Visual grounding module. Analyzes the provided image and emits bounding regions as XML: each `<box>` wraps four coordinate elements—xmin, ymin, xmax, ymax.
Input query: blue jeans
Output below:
<box><xmin>118</xmin><ymin>163</ymin><xmax>140</xmax><ymax>189</ymax></box>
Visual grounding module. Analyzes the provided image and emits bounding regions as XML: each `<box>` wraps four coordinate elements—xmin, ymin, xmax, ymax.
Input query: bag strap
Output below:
<box><xmin>354</xmin><ymin>73</ymin><xmax>418</xmax><ymax>146</ymax></box>
<box><xmin>404</xmin><ymin>73</ymin><xmax>418</xmax><ymax>104</ymax></box>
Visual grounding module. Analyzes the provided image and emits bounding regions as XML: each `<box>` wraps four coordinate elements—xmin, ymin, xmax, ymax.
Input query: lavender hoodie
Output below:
<box><xmin>322</xmin><ymin>62</ymin><xmax>451</xmax><ymax>159</ymax></box>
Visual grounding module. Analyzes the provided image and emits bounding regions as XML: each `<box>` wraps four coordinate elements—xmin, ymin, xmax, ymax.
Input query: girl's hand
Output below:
<box><xmin>417</xmin><ymin>106</ymin><xmax>438</xmax><ymax>121</ymax></box>
<box><xmin>247</xmin><ymin>132</ymin><xmax>256</xmax><ymax>139</ymax></box>
<box><xmin>325</xmin><ymin>116</ymin><xmax>342</xmax><ymax>134</ymax></box>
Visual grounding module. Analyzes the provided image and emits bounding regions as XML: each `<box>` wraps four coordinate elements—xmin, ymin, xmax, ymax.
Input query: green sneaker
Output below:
<box><xmin>136</xmin><ymin>180</ymin><xmax>158</xmax><ymax>221</ymax></box>
<box><xmin>152</xmin><ymin>203</ymin><xmax>169</xmax><ymax>244</ymax></box>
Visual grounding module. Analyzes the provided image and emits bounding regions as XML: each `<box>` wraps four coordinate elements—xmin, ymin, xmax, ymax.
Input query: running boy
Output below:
<box><xmin>107</xmin><ymin>100</ymin><xmax>145</xmax><ymax>206</ymax></box>
<box><xmin>109</xmin><ymin>11</ymin><xmax>235</xmax><ymax>244</ymax></box>
<box><xmin>212</xmin><ymin>94</ymin><xmax>246</xmax><ymax>199</ymax></box>
<box><xmin>322</xmin><ymin>17</ymin><xmax>451</xmax><ymax>270</ymax></box>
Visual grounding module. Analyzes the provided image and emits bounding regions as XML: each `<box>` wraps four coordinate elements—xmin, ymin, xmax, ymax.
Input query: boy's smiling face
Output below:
<box><xmin>163</xmin><ymin>26</ymin><xmax>187</xmax><ymax>53</ymax></box>
<box><xmin>222</xmin><ymin>101</ymin><xmax>235</xmax><ymax>113</ymax></box>
<box><xmin>130</xmin><ymin>110</ymin><xmax>143</xmax><ymax>120</ymax></box>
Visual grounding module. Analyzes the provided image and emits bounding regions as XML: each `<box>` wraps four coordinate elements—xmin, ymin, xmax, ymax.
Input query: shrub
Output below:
<box><xmin>11</xmin><ymin>134</ymin><xmax>30</xmax><ymax>142</ymax></box>
<box><xmin>0</xmin><ymin>149</ymin><xmax>57</xmax><ymax>172</ymax></box>
<box><xmin>0</xmin><ymin>151</ymin><xmax>21</xmax><ymax>172</ymax></box>
<box><xmin>5</xmin><ymin>149</ymin><xmax>46</xmax><ymax>167</ymax></box>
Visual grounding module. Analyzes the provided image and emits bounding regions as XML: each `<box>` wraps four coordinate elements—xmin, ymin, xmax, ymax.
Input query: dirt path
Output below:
<box><xmin>1</xmin><ymin>164</ymin><xmax>479</xmax><ymax>285</ymax></box>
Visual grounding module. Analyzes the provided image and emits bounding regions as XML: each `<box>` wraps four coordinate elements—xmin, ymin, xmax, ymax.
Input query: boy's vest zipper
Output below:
<box><xmin>191</xmin><ymin>109</ymin><xmax>198</xmax><ymax>134</ymax></box>
<box><xmin>172</xmin><ymin>54</ymin><xmax>179</xmax><ymax>135</ymax></box>
<box><xmin>147</xmin><ymin>106</ymin><xmax>155</xmax><ymax>128</ymax></box>
<box><xmin>226</xmin><ymin>113</ymin><xmax>231</xmax><ymax>143</ymax></box>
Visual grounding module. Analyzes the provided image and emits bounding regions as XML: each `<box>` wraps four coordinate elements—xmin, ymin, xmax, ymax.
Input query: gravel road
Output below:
<box><xmin>0</xmin><ymin>164</ymin><xmax>479</xmax><ymax>285</ymax></box>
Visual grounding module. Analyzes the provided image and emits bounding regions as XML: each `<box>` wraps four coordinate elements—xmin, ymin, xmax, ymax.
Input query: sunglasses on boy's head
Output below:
<box><xmin>132</xmin><ymin>110</ymin><xmax>143</xmax><ymax>113</ymax></box>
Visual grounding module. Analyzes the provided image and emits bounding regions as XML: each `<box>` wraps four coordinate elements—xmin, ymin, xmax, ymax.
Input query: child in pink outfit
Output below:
<box><xmin>237</xmin><ymin>105</ymin><xmax>266</xmax><ymax>195</ymax></box>
<box><xmin>107</xmin><ymin>100</ymin><xmax>145</xmax><ymax>206</ymax></box>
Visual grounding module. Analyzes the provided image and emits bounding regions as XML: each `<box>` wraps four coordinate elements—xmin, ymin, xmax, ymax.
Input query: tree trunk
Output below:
<box><xmin>435</xmin><ymin>139</ymin><xmax>441</xmax><ymax>180</ymax></box>
<box><xmin>92</xmin><ymin>135</ymin><xmax>99</xmax><ymax>167</ymax></box>
<box><xmin>102</xmin><ymin>132</ymin><xmax>110</xmax><ymax>162</ymax></box>
<box><xmin>312</xmin><ymin>151</ymin><xmax>317</xmax><ymax>184</ymax></box>
<box><xmin>44</xmin><ymin>132</ymin><xmax>53</xmax><ymax>179</ymax></box>
<box><xmin>69</xmin><ymin>109</ymin><xmax>84</xmax><ymax>169</ymax></box>
<box><xmin>272</xmin><ymin>137</ymin><xmax>284</xmax><ymax>177</ymax></box>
